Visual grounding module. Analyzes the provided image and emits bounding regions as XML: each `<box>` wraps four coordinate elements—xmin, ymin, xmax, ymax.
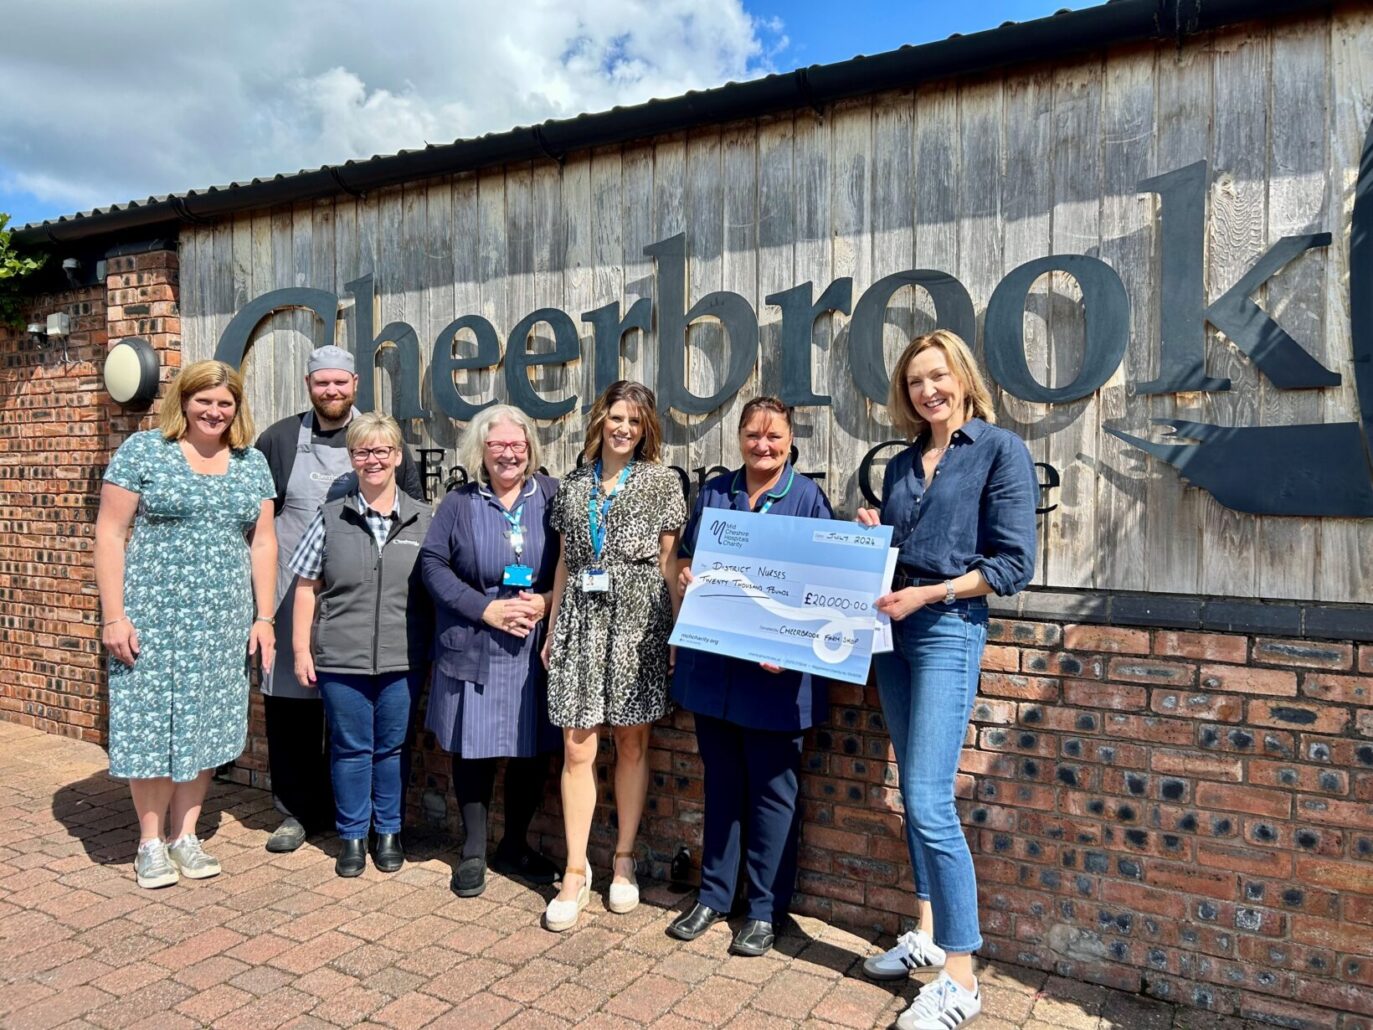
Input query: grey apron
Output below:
<box><xmin>262</xmin><ymin>409</ymin><xmax>357</xmax><ymax>698</ymax></box>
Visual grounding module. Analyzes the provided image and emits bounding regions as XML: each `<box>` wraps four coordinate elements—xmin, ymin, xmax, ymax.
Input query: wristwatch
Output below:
<box><xmin>943</xmin><ymin>580</ymin><xmax>956</xmax><ymax>605</ymax></box>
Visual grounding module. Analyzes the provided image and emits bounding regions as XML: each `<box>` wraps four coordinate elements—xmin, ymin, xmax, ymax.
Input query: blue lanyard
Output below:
<box><xmin>735</xmin><ymin>466</ymin><xmax>794</xmax><ymax>515</ymax></box>
<box><xmin>588</xmin><ymin>460</ymin><xmax>632</xmax><ymax>559</ymax></box>
<box><xmin>500</xmin><ymin>502</ymin><xmax>525</xmax><ymax>560</ymax></box>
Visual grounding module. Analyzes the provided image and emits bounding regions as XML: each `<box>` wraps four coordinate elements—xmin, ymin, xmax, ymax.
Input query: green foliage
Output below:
<box><xmin>0</xmin><ymin>212</ymin><xmax>47</xmax><ymax>328</ymax></box>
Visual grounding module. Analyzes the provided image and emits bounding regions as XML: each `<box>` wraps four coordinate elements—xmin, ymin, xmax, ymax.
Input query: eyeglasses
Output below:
<box><xmin>349</xmin><ymin>446</ymin><xmax>396</xmax><ymax>462</ymax></box>
<box><xmin>484</xmin><ymin>440</ymin><xmax>529</xmax><ymax>455</ymax></box>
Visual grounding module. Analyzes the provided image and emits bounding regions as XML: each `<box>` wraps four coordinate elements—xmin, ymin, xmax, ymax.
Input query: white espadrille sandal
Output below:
<box><xmin>544</xmin><ymin>865</ymin><xmax>591</xmax><ymax>932</ymax></box>
<box><xmin>607</xmin><ymin>850</ymin><xmax>639</xmax><ymax>914</ymax></box>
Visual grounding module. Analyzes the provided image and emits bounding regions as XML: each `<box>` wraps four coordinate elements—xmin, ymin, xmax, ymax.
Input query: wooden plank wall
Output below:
<box><xmin>180</xmin><ymin>12</ymin><xmax>1372</xmax><ymax>604</ymax></box>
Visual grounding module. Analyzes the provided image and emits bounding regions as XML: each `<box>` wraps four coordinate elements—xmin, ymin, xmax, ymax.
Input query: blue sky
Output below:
<box><xmin>0</xmin><ymin>0</ymin><xmax>1099</xmax><ymax>228</ymax></box>
<box><xmin>749</xmin><ymin>0</ymin><xmax>1099</xmax><ymax>67</ymax></box>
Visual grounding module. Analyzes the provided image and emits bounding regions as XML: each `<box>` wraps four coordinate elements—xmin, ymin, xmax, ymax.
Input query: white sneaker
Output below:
<box><xmin>134</xmin><ymin>839</ymin><xmax>179</xmax><ymax>889</ymax></box>
<box><xmin>897</xmin><ymin>972</ymin><xmax>981</xmax><ymax>1030</ymax></box>
<box><xmin>166</xmin><ymin>834</ymin><xmax>221</xmax><ymax>879</ymax></box>
<box><xmin>863</xmin><ymin>929</ymin><xmax>947</xmax><ymax>980</ymax></box>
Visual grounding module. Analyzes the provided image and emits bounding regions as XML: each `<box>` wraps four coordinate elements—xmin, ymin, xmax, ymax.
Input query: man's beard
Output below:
<box><xmin>313</xmin><ymin>396</ymin><xmax>352</xmax><ymax>421</ymax></box>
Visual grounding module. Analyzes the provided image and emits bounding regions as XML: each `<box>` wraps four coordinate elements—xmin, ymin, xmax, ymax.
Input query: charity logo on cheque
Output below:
<box><xmin>707</xmin><ymin>519</ymin><xmax>751</xmax><ymax>549</ymax></box>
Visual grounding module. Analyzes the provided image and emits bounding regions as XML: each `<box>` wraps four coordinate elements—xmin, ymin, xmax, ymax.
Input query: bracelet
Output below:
<box><xmin>254</xmin><ymin>615</ymin><xmax>275</xmax><ymax>625</ymax></box>
<box><xmin>102</xmin><ymin>615</ymin><xmax>130</xmax><ymax>627</ymax></box>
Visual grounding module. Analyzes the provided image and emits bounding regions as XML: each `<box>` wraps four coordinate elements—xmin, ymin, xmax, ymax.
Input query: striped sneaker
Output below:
<box><xmin>166</xmin><ymin>834</ymin><xmax>221</xmax><ymax>879</ymax></box>
<box><xmin>896</xmin><ymin>972</ymin><xmax>981</xmax><ymax>1029</ymax></box>
<box><xmin>863</xmin><ymin>928</ymin><xmax>947</xmax><ymax>980</ymax></box>
<box><xmin>134</xmin><ymin>839</ymin><xmax>179</xmax><ymax>889</ymax></box>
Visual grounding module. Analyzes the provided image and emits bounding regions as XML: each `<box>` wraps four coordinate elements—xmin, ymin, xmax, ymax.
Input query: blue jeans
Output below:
<box><xmin>317</xmin><ymin>670</ymin><xmax>423</xmax><ymax>839</ymax></box>
<box><xmin>874</xmin><ymin>601</ymin><xmax>988</xmax><ymax>953</ymax></box>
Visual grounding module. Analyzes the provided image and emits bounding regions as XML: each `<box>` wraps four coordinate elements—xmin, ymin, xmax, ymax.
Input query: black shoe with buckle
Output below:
<box><xmin>451</xmin><ymin>856</ymin><xmax>487</xmax><ymax>897</ymax></box>
<box><xmin>336</xmin><ymin>838</ymin><xmax>366</xmax><ymax>878</ymax></box>
<box><xmin>491</xmin><ymin>842</ymin><xmax>559</xmax><ymax>885</ymax></box>
<box><xmin>729</xmin><ymin>919</ymin><xmax>775</xmax><ymax>957</ymax></box>
<box><xmin>371</xmin><ymin>833</ymin><xmax>404</xmax><ymax>873</ymax></box>
<box><xmin>667</xmin><ymin>902</ymin><xmax>726</xmax><ymax>941</ymax></box>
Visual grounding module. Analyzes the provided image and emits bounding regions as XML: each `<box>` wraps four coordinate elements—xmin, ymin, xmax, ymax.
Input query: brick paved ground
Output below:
<box><xmin>0</xmin><ymin>720</ymin><xmax>1260</xmax><ymax>1030</ymax></box>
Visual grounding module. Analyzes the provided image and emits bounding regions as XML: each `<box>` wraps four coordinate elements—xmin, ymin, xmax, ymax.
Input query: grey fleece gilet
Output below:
<box><xmin>311</xmin><ymin>491</ymin><xmax>434</xmax><ymax>675</ymax></box>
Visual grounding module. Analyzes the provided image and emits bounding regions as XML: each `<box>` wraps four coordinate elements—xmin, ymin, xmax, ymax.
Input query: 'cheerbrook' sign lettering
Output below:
<box><xmin>217</xmin><ymin>133</ymin><xmax>1373</xmax><ymax>519</ymax></box>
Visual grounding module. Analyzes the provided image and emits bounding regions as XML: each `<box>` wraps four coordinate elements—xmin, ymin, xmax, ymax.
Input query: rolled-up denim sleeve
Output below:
<box><xmin>970</xmin><ymin>436</ymin><xmax>1039</xmax><ymax>596</ymax></box>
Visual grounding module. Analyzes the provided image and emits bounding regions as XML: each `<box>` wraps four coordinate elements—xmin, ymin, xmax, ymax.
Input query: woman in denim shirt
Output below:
<box><xmin>856</xmin><ymin>329</ymin><xmax>1037</xmax><ymax>1030</ymax></box>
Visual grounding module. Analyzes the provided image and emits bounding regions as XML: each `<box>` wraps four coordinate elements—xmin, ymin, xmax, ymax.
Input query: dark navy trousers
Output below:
<box><xmin>694</xmin><ymin>712</ymin><xmax>805</xmax><ymax>924</ymax></box>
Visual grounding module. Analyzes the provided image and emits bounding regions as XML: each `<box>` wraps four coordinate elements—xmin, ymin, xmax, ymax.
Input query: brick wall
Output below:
<box><xmin>957</xmin><ymin>622</ymin><xmax>1372</xmax><ymax>1028</ymax></box>
<box><xmin>406</xmin><ymin>619</ymin><xmax>1373</xmax><ymax>1029</ymax></box>
<box><xmin>2</xmin><ymin>253</ymin><xmax>1370</xmax><ymax>1026</ymax></box>
<box><xmin>0</xmin><ymin>250</ymin><xmax>180</xmax><ymax>741</ymax></box>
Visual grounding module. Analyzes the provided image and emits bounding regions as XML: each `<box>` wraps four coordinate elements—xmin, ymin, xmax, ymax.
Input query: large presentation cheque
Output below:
<box><xmin>669</xmin><ymin>509</ymin><xmax>894</xmax><ymax>685</ymax></box>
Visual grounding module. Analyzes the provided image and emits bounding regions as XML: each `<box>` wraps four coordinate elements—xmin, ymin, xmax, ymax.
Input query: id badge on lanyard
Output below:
<box><xmin>579</xmin><ymin>568</ymin><xmax>610</xmax><ymax>593</ymax></box>
<box><xmin>500</xmin><ymin>499</ymin><xmax>534</xmax><ymax>588</ymax></box>
<box><xmin>583</xmin><ymin>460</ymin><xmax>631</xmax><ymax>594</ymax></box>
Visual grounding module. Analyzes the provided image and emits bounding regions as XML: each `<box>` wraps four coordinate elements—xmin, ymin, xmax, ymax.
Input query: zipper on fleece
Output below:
<box><xmin>371</xmin><ymin>535</ymin><xmax>383</xmax><ymax>674</ymax></box>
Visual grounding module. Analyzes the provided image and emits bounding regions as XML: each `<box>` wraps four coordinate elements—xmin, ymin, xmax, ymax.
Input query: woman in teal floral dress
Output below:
<box><xmin>94</xmin><ymin>360</ymin><xmax>277</xmax><ymax>889</ymax></box>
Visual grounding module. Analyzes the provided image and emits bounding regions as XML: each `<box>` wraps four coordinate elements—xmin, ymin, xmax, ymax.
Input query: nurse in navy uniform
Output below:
<box><xmin>420</xmin><ymin>405</ymin><xmax>561</xmax><ymax>898</ymax></box>
<box><xmin>667</xmin><ymin>396</ymin><xmax>834</xmax><ymax>957</ymax></box>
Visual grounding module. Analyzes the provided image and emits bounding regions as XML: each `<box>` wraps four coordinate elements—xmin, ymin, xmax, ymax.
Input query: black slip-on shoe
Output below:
<box><xmin>491</xmin><ymin>843</ymin><xmax>559</xmax><ymax>885</ymax></box>
<box><xmin>371</xmin><ymin>833</ymin><xmax>404</xmax><ymax>873</ymax></box>
<box><xmin>452</xmin><ymin>856</ymin><xmax>487</xmax><ymax>897</ymax></box>
<box><xmin>729</xmin><ymin>919</ymin><xmax>775</xmax><ymax>957</ymax></box>
<box><xmin>266</xmin><ymin>816</ymin><xmax>307</xmax><ymax>853</ymax></box>
<box><xmin>667</xmin><ymin>902</ymin><xmax>726</xmax><ymax>941</ymax></box>
<box><xmin>336</xmin><ymin>838</ymin><xmax>366</xmax><ymax>878</ymax></box>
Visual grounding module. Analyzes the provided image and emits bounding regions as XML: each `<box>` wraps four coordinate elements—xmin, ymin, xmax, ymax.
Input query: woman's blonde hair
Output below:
<box><xmin>345</xmin><ymin>411</ymin><xmax>403</xmax><ymax>452</ymax></box>
<box><xmin>159</xmin><ymin>360</ymin><xmax>254</xmax><ymax>448</ymax></box>
<box><xmin>458</xmin><ymin>405</ymin><xmax>542</xmax><ymax>484</ymax></box>
<box><xmin>887</xmin><ymin>329</ymin><xmax>997</xmax><ymax>441</ymax></box>
<box><xmin>581</xmin><ymin>380</ymin><xmax>663</xmax><ymax>463</ymax></box>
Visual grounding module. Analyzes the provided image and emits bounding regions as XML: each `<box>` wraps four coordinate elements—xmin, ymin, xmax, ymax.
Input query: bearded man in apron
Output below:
<box><xmin>254</xmin><ymin>345</ymin><xmax>427</xmax><ymax>852</ymax></box>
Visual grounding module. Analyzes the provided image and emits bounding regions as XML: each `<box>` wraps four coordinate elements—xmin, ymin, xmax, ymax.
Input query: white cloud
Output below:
<box><xmin>0</xmin><ymin>0</ymin><xmax>781</xmax><ymax>217</ymax></box>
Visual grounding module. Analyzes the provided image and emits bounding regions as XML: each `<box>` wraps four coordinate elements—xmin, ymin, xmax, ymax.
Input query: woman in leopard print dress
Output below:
<box><xmin>540</xmin><ymin>381</ymin><xmax>685</xmax><ymax>931</ymax></box>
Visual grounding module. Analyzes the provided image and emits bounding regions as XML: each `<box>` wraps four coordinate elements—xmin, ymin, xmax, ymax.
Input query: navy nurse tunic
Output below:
<box><xmin>671</xmin><ymin>463</ymin><xmax>835</xmax><ymax>924</ymax></box>
<box><xmin>420</xmin><ymin>475</ymin><xmax>561</xmax><ymax>759</ymax></box>
<box><xmin>672</xmin><ymin>464</ymin><xmax>834</xmax><ymax>731</ymax></box>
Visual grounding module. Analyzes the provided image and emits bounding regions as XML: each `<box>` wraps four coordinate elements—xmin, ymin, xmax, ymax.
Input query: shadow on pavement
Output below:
<box><xmin>50</xmin><ymin>770</ymin><xmax>280</xmax><ymax>866</ymax></box>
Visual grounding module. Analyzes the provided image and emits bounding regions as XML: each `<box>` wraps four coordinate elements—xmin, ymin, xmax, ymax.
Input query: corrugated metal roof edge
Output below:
<box><xmin>13</xmin><ymin>0</ymin><xmax>1331</xmax><ymax>247</ymax></box>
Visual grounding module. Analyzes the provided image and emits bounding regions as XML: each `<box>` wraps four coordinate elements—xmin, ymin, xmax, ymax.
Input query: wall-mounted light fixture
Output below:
<box><xmin>45</xmin><ymin>311</ymin><xmax>71</xmax><ymax>363</ymax></box>
<box><xmin>25</xmin><ymin>322</ymin><xmax>46</xmax><ymax>348</ymax></box>
<box><xmin>104</xmin><ymin>337</ymin><xmax>159</xmax><ymax>406</ymax></box>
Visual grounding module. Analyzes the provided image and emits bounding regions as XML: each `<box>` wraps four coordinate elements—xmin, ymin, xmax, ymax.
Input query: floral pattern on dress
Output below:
<box><xmin>546</xmin><ymin>461</ymin><xmax>686</xmax><ymax>728</ymax></box>
<box><xmin>103</xmin><ymin>430</ymin><xmax>275</xmax><ymax>782</ymax></box>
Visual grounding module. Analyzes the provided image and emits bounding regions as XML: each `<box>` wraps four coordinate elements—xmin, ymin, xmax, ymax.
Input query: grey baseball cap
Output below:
<box><xmin>307</xmin><ymin>345</ymin><xmax>356</xmax><ymax>375</ymax></box>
